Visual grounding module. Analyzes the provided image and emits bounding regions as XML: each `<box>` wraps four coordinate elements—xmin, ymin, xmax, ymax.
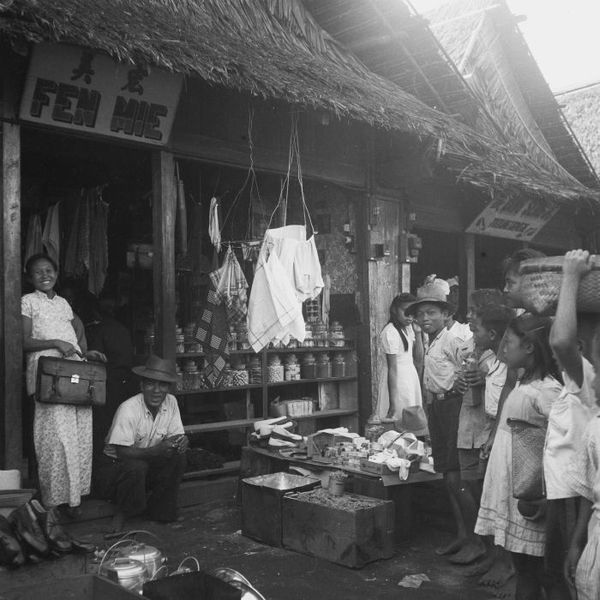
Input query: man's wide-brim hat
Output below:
<box><xmin>404</xmin><ymin>281</ymin><xmax>453</xmax><ymax>317</ymax></box>
<box><xmin>132</xmin><ymin>354</ymin><xmax>178</xmax><ymax>383</ymax></box>
<box><xmin>398</xmin><ymin>405</ymin><xmax>429</xmax><ymax>437</ymax></box>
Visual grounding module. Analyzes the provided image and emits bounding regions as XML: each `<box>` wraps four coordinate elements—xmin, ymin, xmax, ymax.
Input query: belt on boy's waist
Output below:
<box><xmin>428</xmin><ymin>390</ymin><xmax>462</xmax><ymax>401</ymax></box>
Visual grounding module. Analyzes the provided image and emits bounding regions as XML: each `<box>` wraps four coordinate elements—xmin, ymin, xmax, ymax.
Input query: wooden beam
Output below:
<box><xmin>0</xmin><ymin>64</ymin><xmax>22</xmax><ymax>469</ymax></box>
<box><xmin>458</xmin><ymin>233</ymin><xmax>475</xmax><ymax>318</ymax></box>
<box><xmin>152</xmin><ymin>151</ymin><xmax>177</xmax><ymax>361</ymax></box>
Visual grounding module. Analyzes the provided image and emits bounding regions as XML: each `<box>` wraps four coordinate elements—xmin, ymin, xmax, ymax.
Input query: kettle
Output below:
<box><xmin>100</xmin><ymin>557</ymin><xmax>147</xmax><ymax>594</ymax></box>
<box><xmin>119</xmin><ymin>542</ymin><xmax>165</xmax><ymax>579</ymax></box>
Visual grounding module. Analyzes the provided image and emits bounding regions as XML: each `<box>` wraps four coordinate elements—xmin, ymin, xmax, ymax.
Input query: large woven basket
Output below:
<box><xmin>518</xmin><ymin>255</ymin><xmax>600</xmax><ymax>315</ymax></box>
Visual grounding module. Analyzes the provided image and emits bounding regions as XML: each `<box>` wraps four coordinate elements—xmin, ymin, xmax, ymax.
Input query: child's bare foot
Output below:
<box><xmin>479</xmin><ymin>557</ymin><xmax>516</xmax><ymax>587</ymax></box>
<box><xmin>435</xmin><ymin>536</ymin><xmax>465</xmax><ymax>556</ymax></box>
<box><xmin>491</xmin><ymin>575</ymin><xmax>515</xmax><ymax>599</ymax></box>
<box><xmin>448</xmin><ymin>539</ymin><xmax>486</xmax><ymax>564</ymax></box>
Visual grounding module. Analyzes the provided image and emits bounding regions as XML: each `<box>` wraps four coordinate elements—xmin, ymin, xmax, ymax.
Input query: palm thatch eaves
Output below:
<box><xmin>0</xmin><ymin>0</ymin><xmax>598</xmax><ymax>206</ymax></box>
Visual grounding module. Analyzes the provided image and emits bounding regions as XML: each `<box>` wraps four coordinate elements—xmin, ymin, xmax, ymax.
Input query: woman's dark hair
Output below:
<box><xmin>24</xmin><ymin>253</ymin><xmax>58</xmax><ymax>276</ymax></box>
<box><xmin>507</xmin><ymin>314</ymin><xmax>560</xmax><ymax>382</ymax></box>
<box><xmin>478</xmin><ymin>304</ymin><xmax>516</xmax><ymax>338</ymax></box>
<box><xmin>389</xmin><ymin>293</ymin><xmax>416</xmax><ymax>352</ymax></box>
<box><xmin>502</xmin><ymin>248</ymin><xmax>545</xmax><ymax>278</ymax></box>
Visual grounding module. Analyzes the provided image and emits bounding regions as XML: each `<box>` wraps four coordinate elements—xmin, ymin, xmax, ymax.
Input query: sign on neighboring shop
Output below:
<box><xmin>466</xmin><ymin>195</ymin><xmax>558</xmax><ymax>241</ymax></box>
<box><xmin>20</xmin><ymin>43</ymin><xmax>182</xmax><ymax>145</ymax></box>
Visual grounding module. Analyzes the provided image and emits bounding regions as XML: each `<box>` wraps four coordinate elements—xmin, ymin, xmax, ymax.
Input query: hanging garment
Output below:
<box><xmin>195</xmin><ymin>268</ymin><xmax>230</xmax><ymax>388</ymax></box>
<box><xmin>263</xmin><ymin>225</ymin><xmax>324</xmax><ymax>302</ymax></box>
<box><xmin>216</xmin><ymin>246</ymin><xmax>248</xmax><ymax>329</ymax></box>
<box><xmin>247</xmin><ymin>245</ymin><xmax>305</xmax><ymax>353</ymax></box>
<box><xmin>208</xmin><ymin>197</ymin><xmax>221</xmax><ymax>253</ymax></box>
<box><xmin>64</xmin><ymin>191</ymin><xmax>90</xmax><ymax>279</ymax></box>
<box><xmin>88</xmin><ymin>189</ymin><xmax>109</xmax><ymax>295</ymax></box>
<box><xmin>42</xmin><ymin>203</ymin><xmax>60</xmax><ymax>267</ymax></box>
<box><xmin>24</xmin><ymin>214</ymin><xmax>43</xmax><ymax>266</ymax></box>
<box><xmin>321</xmin><ymin>274</ymin><xmax>331</xmax><ymax>325</ymax></box>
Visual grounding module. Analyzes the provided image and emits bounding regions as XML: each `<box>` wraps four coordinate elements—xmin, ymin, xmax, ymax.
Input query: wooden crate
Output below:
<box><xmin>282</xmin><ymin>489</ymin><xmax>394</xmax><ymax>568</ymax></box>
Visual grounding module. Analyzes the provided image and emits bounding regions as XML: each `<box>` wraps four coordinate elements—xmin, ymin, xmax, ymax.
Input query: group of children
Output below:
<box><xmin>376</xmin><ymin>248</ymin><xmax>600</xmax><ymax>600</ymax></box>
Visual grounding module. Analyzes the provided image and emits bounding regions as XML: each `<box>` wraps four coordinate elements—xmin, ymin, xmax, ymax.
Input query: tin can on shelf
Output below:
<box><xmin>332</xmin><ymin>352</ymin><xmax>346</xmax><ymax>378</ymax></box>
<box><xmin>316</xmin><ymin>353</ymin><xmax>331</xmax><ymax>379</ymax></box>
<box><xmin>301</xmin><ymin>353</ymin><xmax>317</xmax><ymax>379</ymax></box>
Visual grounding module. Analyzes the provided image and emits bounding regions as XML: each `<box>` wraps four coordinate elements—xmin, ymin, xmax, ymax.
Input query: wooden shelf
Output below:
<box><xmin>267</xmin><ymin>346</ymin><xmax>353</xmax><ymax>353</ymax></box>
<box><xmin>183</xmin><ymin>460</ymin><xmax>240</xmax><ymax>480</ymax></box>
<box><xmin>267</xmin><ymin>376</ymin><xmax>357</xmax><ymax>386</ymax></box>
<box><xmin>184</xmin><ymin>418</ymin><xmax>260</xmax><ymax>433</ymax></box>
<box><xmin>177</xmin><ymin>384</ymin><xmax>263</xmax><ymax>395</ymax></box>
<box><xmin>176</xmin><ymin>349</ymin><xmax>256</xmax><ymax>358</ymax></box>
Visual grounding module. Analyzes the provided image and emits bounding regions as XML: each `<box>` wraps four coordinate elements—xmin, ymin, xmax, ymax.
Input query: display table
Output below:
<box><xmin>240</xmin><ymin>446</ymin><xmax>442</xmax><ymax>540</ymax></box>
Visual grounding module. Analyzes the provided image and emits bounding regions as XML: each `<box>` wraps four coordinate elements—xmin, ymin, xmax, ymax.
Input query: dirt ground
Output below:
<box><xmin>0</xmin><ymin>499</ymin><xmax>508</xmax><ymax>600</ymax></box>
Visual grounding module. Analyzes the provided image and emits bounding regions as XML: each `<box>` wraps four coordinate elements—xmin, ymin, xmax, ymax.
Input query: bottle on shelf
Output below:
<box><xmin>301</xmin><ymin>352</ymin><xmax>317</xmax><ymax>379</ymax></box>
<box><xmin>175</xmin><ymin>327</ymin><xmax>185</xmax><ymax>354</ymax></box>
<box><xmin>302</xmin><ymin>323</ymin><xmax>314</xmax><ymax>348</ymax></box>
<box><xmin>316</xmin><ymin>352</ymin><xmax>331</xmax><ymax>378</ymax></box>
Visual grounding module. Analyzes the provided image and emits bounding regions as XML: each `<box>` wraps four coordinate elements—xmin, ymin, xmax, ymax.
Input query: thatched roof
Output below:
<box><xmin>558</xmin><ymin>83</ymin><xmax>600</xmax><ymax>178</ymax></box>
<box><xmin>0</xmin><ymin>0</ymin><xmax>598</xmax><ymax>204</ymax></box>
<box><xmin>426</xmin><ymin>0</ymin><xmax>599</xmax><ymax>190</ymax></box>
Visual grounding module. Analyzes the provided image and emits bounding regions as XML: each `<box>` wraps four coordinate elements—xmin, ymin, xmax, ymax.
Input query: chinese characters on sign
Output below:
<box><xmin>20</xmin><ymin>44</ymin><xmax>182</xmax><ymax>145</ymax></box>
<box><xmin>466</xmin><ymin>195</ymin><xmax>559</xmax><ymax>241</ymax></box>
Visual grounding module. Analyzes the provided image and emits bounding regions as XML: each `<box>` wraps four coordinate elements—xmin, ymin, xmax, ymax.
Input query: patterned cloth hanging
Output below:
<box><xmin>217</xmin><ymin>246</ymin><xmax>248</xmax><ymax>328</ymax></box>
<box><xmin>195</xmin><ymin>267</ymin><xmax>230</xmax><ymax>388</ymax></box>
<box><xmin>24</xmin><ymin>214</ymin><xmax>43</xmax><ymax>266</ymax></box>
<box><xmin>42</xmin><ymin>202</ymin><xmax>60</xmax><ymax>267</ymax></box>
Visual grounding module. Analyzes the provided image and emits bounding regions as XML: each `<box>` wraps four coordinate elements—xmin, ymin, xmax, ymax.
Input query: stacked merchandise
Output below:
<box><xmin>249</xmin><ymin>417</ymin><xmax>305</xmax><ymax>449</ymax></box>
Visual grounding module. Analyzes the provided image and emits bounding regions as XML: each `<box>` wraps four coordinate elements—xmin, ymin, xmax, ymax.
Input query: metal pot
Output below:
<box><xmin>100</xmin><ymin>557</ymin><xmax>147</xmax><ymax>594</ymax></box>
<box><xmin>120</xmin><ymin>542</ymin><xmax>166</xmax><ymax>579</ymax></box>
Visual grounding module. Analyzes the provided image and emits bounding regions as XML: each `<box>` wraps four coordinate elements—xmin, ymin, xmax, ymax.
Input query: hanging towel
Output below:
<box><xmin>293</xmin><ymin>235</ymin><xmax>324</xmax><ymax>301</ymax></box>
<box><xmin>247</xmin><ymin>245</ymin><xmax>305</xmax><ymax>353</ymax></box>
<box><xmin>88</xmin><ymin>188</ymin><xmax>109</xmax><ymax>295</ymax></box>
<box><xmin>195</xmin><ymin>267</ymin><xmax>230</xmax><ymax>387</ymax></box>
<box><xmin>24</xmin><ymin>214</ymin><xmax>43</xmax><ymax>266</ymax></box>
<box><xmin>42</xmin><ymin>202</ymin><xmax>60</xmax><ymax>267</ymax></box>
<box><xmin>209</xmin><ymin>196</ymin><xmax>221</xmax><ymax>252</ymax></box>
<box><xmin>321</xmin><ymin>274</ymin><xmax>331</xmax><ymax>325</ymax></box>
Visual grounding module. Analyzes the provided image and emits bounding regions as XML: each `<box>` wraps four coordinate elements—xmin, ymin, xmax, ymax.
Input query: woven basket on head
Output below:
<box><xmin>518</xmin><ymin>255</ymin><xmax>600</xmax><ymax>315</ymax></box>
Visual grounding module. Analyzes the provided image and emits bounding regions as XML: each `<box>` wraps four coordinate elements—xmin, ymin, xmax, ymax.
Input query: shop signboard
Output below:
<box><xmin>19</xmin><ymin>43</ymin><xmax>182</xmax><ymax>145</ymax></box>
<box><xmin>466</xmin><ymin>195</ymin><xmax>558</xmax><ymax>241</ymax></box>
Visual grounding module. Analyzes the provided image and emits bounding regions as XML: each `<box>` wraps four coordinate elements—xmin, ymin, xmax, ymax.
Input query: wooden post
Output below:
<box><xmin>0</xmin><ymin>64</ymin><xmax>22</xmax><ymax>469</ymax></box>
<box><xmin>152</xmin><ymin>151</ymin><xmax>177</xmax><ymax>361</ymax></box>
<box><xmin>458</xmin><ymin>233</ymin><xmax>476</xmax><ymax>316</ymax></box>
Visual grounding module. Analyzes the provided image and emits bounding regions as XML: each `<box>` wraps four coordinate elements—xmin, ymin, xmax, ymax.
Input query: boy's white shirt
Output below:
<box><xmin>544</xmin><ymin>356</ymin><xmax>598</xmax><ymax>499</ymax></box>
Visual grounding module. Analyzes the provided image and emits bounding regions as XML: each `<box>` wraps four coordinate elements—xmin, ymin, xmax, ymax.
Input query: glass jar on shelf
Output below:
<box><xmin>268</xmin><ymin>354</ymin><xmax>284</xmax><ymax>383</ymax></box>
<box><xmin>316</xmin><ymin>353</ymin><xmax>331</xmax><ymax>379</ymax></box>
<box><xmin>301</xmin><ymin>353</ymin><xmax>317</xmax><ymax>379</ymax></box>
<box><xmin>183</xmin><ymin>359</ymin><xmax>199</xmax><ymax>391</ymax></box>
<box><xmin>332</xmin><ymin>352</ymin><xmax>346</xmax><ymax>378</ymax></box>
<box><xmin>220</xmin><ymin>362</ymin><xmax>233</xmax><ymax>388</ymax></box>
<box><xmin>248</xmin><ymin>355</ymin><xmax>262</xmax><ymax>384</ymax></box>
<box><xmin>329</xmin><ymin>321</ymin><xmax>345</xmax><ymax>348</ymax></box>
<box><xmin>346</xmin><ymin>351</ymin><xmax>358</xmax><ymax>377</ymax></box>
<box><xmin>175</xmin><ymin>364</ymin><xmax>184</xmax><ymax>392</ymax></box>
<box><xmin>313</xmin><ymin>322</ymin><xmax>328</xmax><ymax>347</ymax></box>
<box><xmin>302</xmin><ymin>323</ymin><xmax>314</xmax><ymax>348</ymax></box>
<box><xmin>231</xmin><ymin>360</ymin><xmax>249</xmax><ymax>386</ymax></box>
<box><xmin>175</xmin><ymin>328</ymin><xmax>185</xmax><ymax>355</ymax></box>
<box><xmin>284</xmin><ymin>354</ymin><xmax>300</xmax><ymax>381</ymax></box>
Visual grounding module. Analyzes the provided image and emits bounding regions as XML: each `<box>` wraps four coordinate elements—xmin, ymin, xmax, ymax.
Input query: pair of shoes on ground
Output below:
<box><xmin>3</xmin><ymin>500</ymin><xmax>95</xmax><ymax>567</ymax></box>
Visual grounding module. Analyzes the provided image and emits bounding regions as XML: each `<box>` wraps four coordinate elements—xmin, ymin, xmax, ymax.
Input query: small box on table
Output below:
<box><xmin>282</xmin><ymin>488</ymin><xmax>394</xmax><ymax>568</ymax></box>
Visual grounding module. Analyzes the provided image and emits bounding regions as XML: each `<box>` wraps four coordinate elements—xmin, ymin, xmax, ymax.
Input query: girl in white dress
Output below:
<box><xmin>372</xmin><ymin>294</ymin><xmax>423</xmax><ymax>422</ymax></box>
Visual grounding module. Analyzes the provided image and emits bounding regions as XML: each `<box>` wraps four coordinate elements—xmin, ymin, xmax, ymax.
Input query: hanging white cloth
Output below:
<box><xmin>321</xmin><ymin>274</ymin><xmax>331</xmax><ymax>325</ymax></box>
<box><xmin>42</xmin><ymin>202</ymin><xmax>61</xmax><ymax>267</ymax></box>
<box><xmin>209</xmin><ymin>197</ymin><xmax>221</xmax><ymax>252</ymax></box>
<box><xmin>247</xmin><ymin>245</ymin><xmax>305</xmax><ymax>353</ymax></box>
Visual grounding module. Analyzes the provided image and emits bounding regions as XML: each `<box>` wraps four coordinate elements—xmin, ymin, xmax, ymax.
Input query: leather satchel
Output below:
<box><xmin>36</xmin><ymin>356</ymin><xmax>106</xmax><ymax>406</ymax></box>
